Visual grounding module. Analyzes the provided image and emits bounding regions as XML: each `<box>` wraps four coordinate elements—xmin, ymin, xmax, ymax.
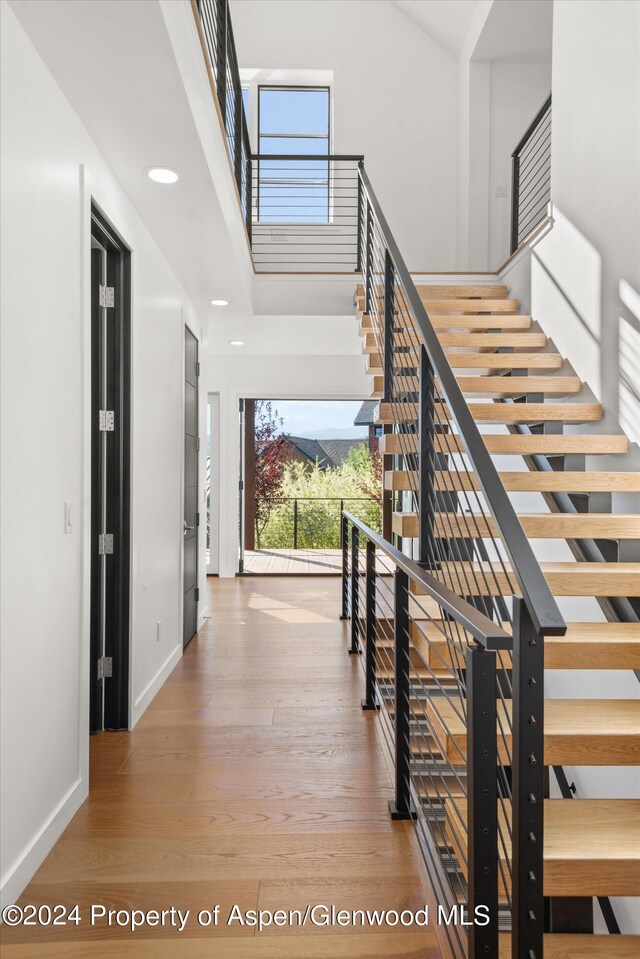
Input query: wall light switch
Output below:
<box><xmin>64</xmin><ymin>501</ymin><xmax>73</xmax><ymax>534</ymax></box>
<box><xmin>495</xmin><ymin>184</ymin><xmax>507</xmax><ymax>198</ymax></box>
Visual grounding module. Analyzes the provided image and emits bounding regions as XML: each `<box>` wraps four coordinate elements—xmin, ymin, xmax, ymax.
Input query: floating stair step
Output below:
<box><xmin>360</xmin><ymin>313</ymin><xmax>533</xmax><ymax>332</ymax></box>
<box><xmin>427</xmin><ymin>697</ymin><xmax>640</xmax><ymax>766</ymax></box>
<box><xmin>372</xmin><ymin>375</ymin><xmax>582</xmax><ymax>397</ymax></box>
<box><xmin>378</xmin><ymin>431</ymin><xmax>628</xmax><ymax>456</ymax></box>
<box><xmin>445</xmin><ymin>351</ymin><xmax>564</xmax><ymax>370</ymax></box>
<box><xmin>356</xmin><ymin>297</ymin><xmax>519</xmax><ymax>315</ymax></box>
<box><xmin>366</xmin><ymin>353</ymin><xmax>383</xmax><ymax>374</ymax></box>
<box><xmin>384</xmin><ymin>469</ymin><xmax>640</xmax><ymax>493</ymax></box>
<box><xmin>376</xmin><ymin>401</ymin><xmax>602</xmax><ymax>424</ymax></box>
<box><xmin>447</xmin><ymin>798</ymin><xmax>640</xmax><ymax>897</ymax></box>
<box><xmin>393</xmin><ymin>511</ymin><xmax>640</xmax><ymax>540</ymax></box>
<box><xmin>409</xmin><ymin>560</ymin><xmax>640</xmax><ymax>597</ymax></box>
<box><xmin>356</xmin><ymin>283</ymin><xmax>509</xmax><ymax>299</ymax></box>
<box><xmin>499</xmin><ymin>934</ymin><xmax>640</xmax><ymax>959</ymax></box>
<box><xmin>410</xmin><ymin>620</ymin><xmax>640</xmax><ymax>670</ymax></box>
<box><xmin>363</xmin><ymin>330</ymin><xmax>546</xmax><ymax>352</ymax></box>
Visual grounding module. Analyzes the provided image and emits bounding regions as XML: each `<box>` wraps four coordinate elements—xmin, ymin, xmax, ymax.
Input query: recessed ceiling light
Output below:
<box><xmin>146</xmin><ymin>167</ymin><xmax>179</xmax><ymax>184</ymax></box>
<box><xmin>209</xmin><ymin>298</ymin><xmax>229</xmax><ymax>307</ymax></box>
<box><xmin>228</xmin><ymin>340</ymin><xmax>245</xmax><ymax>346</ymax></box>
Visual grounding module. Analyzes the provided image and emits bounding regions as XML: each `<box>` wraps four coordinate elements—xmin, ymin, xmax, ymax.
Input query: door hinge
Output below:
<box><xmin>97</xmin><ymin>656</ymin><xmax>113</xmax><ymax>679</ymax></box>
<box><xmin>239</xmin><ymin>480</ymin><xmax>244</xmax><ymax>491</ymax></box>
<box><xmin>99</xmin><ymin>410</ymin><xmax>115</xmax><ymax>431</ymax></box>
<box><xmin>99</xmin><ymin>285</ymin><xmax>115</xmax><ymax>308</ymax></box>
<box><xmin>239</xmin><ymin>398</ymin><xmax>244</xmax><ymax>413</ymax></box>
<box><xmin>196</xmin><ymin>437</ymin><xmax>200</xmax><ymax>452</ymax></box>
<box><xmin>196</xmin><ymin>511</ymin><xmax>200</xmax><ymax>526</ymax></box>
<box><xmin>195</xmin><ymin>587</ymin><xmax>200</xmax><ymax>602</ymax></box>
<box><xmin>196</xmin><ymin>361</ymin><xmax>201</xmax><ymax>376</ymax></box>
<box><xmin>98</xmin><ymin>533</ymin><xmax>114</xmax><ymax>555</ymax></box>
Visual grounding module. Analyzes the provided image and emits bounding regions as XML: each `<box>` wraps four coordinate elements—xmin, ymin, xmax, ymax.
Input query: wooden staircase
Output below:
<box><xmin>356</xmin><ymin>281</ymin><xmax>640</xmax><ymax>954</ymax></box>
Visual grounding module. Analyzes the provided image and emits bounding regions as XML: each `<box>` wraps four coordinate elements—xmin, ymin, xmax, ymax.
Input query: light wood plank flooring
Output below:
<box><xmin>2</xmin><ymin>577</ymin><xmax>439</xmax><ymax>959</ymax></box>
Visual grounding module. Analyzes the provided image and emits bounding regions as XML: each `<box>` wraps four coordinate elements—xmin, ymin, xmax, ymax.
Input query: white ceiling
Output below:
<box><xmin>9</xmin><ymin>0</ymin><xmax>253</xmax><ymax>323</ymax></box>
<box><xmin>473</xmin><ymin>0</ymin><xmax>553</xmax><ymax>63</ymax></box>
<box><xmin>390</xmin><ymin>0</ymin><xmax>480</xmax><ymax>57</ymax></box>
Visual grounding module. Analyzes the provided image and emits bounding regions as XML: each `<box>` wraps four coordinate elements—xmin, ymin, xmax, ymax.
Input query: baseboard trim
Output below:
<box><xmin>131</xmin><ymin>644</ymin><xmax>182</xmax><ymax>728</ymax></box>
<box><xmin>0</xmin><ymin>777</ymin><xmax>87</xmax><ymax>908</ymax></box>
<box><xmin>198</xmin><ymin>605</ymin><xmax>209</xmax><ymax>629</ymax></box>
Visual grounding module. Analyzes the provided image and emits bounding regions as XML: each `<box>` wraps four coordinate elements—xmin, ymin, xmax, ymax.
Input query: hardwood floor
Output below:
<box><xmin>2</xmin><ymin>577</ymin><xmax>440</xmax><ymax>959</ymax></box>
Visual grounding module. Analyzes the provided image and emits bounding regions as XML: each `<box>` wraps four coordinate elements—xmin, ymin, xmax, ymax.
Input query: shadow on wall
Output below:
<box><xmin>619</xmin><ymin>278</ymin><xmax>640</xmax><ymax>445</ymax></box>
<box><xmin>531</xmin><ymin>206</ymin><xmax>640</xmax><ymax>445</ymax></box>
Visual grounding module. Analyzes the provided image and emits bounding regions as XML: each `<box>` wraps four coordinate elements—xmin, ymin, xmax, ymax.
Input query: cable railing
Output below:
<box><xmin>250</xmin><ymin>155</ymin><xmax>363</xmax><ymax>272</ymax></box>
<box><xmin>341</xmin><ymin>512</ymin><xmax>511</xmax><ymax>959</ymax></box>
<box><xmin>349</xmin><ymin>162</ymin><xmax>566</xmax><ymax>959</ymax></box>
<box><xmin>256</xmin><ymin>496</ymin><xmax>379</xmax><ymax>550</ymax></box>
<box><xmin>511</xmin><ymin>94</ymin><xmax>552</xmax><ymax>253</ymax></box>
<box><xmin>194</xmin><ymin>0</ymin><xmax>252</xmax><ymax>239</ymax></box>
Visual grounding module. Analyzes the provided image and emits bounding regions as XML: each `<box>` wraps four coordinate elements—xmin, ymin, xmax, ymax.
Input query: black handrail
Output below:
<box><xmin>343</xmin><ymin>511</ymin><xmax>512</xmax><ymax>650</ymax></box>
<box><xmin>358</xmin><ymin>162</ymin><xmax>565</xmax><ymax>637</ymax></box>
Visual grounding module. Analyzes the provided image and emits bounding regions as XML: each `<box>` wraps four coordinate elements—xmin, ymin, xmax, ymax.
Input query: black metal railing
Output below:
<box><xmin>351</xmin><ymin>161</ymin><xmax>566</xmax><ymax>959</ymax></box>
<box><xmin>257</xmin><ymin>496</ymin><xmax>379</xmax><ymax>550</ymax></box>
<box><xmin>342</xmin><ymin>512</ymin><xmax>511</xmax><ymax>959</ymax></box>
<box><xmin>250</xmin><ymin>155</ymin><xmax>363</xmax><ymax>271</ymax></box>
<box><xmin>511</xmin><ymin>94</ymin><xmax>552</xmax><ymax>252</ymax></box>
<box><xmin>195</xmin><ymin>0</ymin><xmax>252</xmax><ymax>238</ymax></box>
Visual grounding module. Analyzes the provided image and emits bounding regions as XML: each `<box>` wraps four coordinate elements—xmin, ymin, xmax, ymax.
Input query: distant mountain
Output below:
<box><xmin>292</xmin><ymin>427</ymin><xmax>369</xmax><ymax>440</ymax></box>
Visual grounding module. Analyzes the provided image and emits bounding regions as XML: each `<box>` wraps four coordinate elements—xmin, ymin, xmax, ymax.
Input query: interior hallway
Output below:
<box><xmin>2</xmin><ymin>578</ymin><xmax>440</xmax><ymax>959</ymax></box>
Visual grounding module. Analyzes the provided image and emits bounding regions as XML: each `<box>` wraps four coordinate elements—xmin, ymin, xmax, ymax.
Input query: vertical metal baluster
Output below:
<box><xmin>466</xmin><ymin>644</ymin><xmax>499</xmax><ymax>959</ymax></box>
<box><xmin>340</xmin><ymin>515</ymin><xmax>349</xmax><ymax>620</ymax></box>
<box><xmin>365</xmin><ymin>200</ymin><xmax>373</xmax><ymax>316</ymax></box>
<box><xmin>217</xmin><ymin>0</ymin><xmax>227</xmax><ymax>124</ymax></box>
<box><xmin>389</xmin><ymin>568</ymin><xmax>416</xmax><ymax>820</ymax></box>
<box><xmin>246</xmin><ymin>153</ymin><xmax>253</xmax><ymax>245</ymax></box>
<box><xmin>349</xmin><ymin>526</ymin><xmax>360</xmax><ymax>654</ymax></box>
<box><xmin>362</xmin><ymin>539</ymin><xmax>379</xmax><ymax>710</ymax></box>
<box><xmin>356</xmin><ymin>168</ymin><xmax>363</xmax><ymax>274</ymax></box>
<box><xmin>418</xmin><ymin>344</ymin><xmax>436</xmax><ymax>567</ymax></box>
<box><xmin>293</xmin><ymin>499</ymin><xmax>298</xmax><ymax>550</ymax></box>
<box><xmin>384</xmin><ymin>251</ymin><xmax>395</xmax><ymax>404</ymax></box>
<box><xmin>510</xmin><ymin>151</ymin><xmax>520</xmax><ymax>253</ymax></box>
<box><xmin>512</xmin><ymin>597</ymin><xmax>545</xmax><ymax>959</ymax></box>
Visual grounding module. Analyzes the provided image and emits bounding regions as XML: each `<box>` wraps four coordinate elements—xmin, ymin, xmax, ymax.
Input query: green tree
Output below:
<box><xmin>259</xmin><ymin>443</ymin><xmax>382</xmax><ymax>549</ymax></box>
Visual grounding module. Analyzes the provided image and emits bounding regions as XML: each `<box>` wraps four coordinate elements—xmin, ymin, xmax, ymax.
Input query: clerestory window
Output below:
<box><xmin>256</xmin><ymin>85</ymin><xmax>330</xmax><ymax>223</ymax></box>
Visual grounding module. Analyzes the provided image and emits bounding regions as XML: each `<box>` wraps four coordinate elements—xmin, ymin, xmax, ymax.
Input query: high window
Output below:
<box><xmin>257</xmin><ymin>86</ymin><xmax>330</xmax><ymax>222</ymax></box>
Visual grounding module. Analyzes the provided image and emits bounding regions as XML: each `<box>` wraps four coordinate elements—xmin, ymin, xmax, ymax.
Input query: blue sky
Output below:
<box><xmin>268</xmin><ymin>400</ymin><xmax>367</xmax><ymax>439</ymax></box>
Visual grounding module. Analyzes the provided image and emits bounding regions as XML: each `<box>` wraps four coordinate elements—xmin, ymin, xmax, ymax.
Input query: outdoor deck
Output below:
<box><xmin>243</xmin><ymin>549</ymin><xmax>342</xmax><ymax>575</ymax></box>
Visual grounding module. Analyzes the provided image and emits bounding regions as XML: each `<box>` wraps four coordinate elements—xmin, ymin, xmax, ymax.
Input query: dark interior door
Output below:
<box><xmin>90</xmin><ymin>204</ymin><xmax>131</xmax><ymax>732</ymax></box>
<box><xmin>184</xmin><ymin>326</ymin><xmax>199</xmax><ymax>646</ymax></box>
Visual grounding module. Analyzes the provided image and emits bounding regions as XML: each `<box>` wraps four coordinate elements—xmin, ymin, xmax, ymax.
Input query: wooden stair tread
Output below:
<box><xmin>393</xmin><ymin>511</ymin><xmax>640</xmax><ymax>540</ymax></box>
<box><xmin>364</xmin><ymin>330</ymin><xmax>546</xmax><ymax>350</ymax></box>
<box><xmin>499</xmin><ymin>934</ymin><xmax>640</xmax><ymax>959</ymax></box>
<box><xmin>360</xmin><ymin>313</ymin><xmax>533</xmax><ymax>331</ymax></box>
<box><xmin>446</xmin><ymin>351</ymin><xmax>564</xmax><ymax>369</ymax></box>
<box><xmin>410</xmin><ymin>620</ymin><xmax>640</xmax><ymax>670</ymax></box>
<box><xmin>356</xmin><ymin>283</ymin><xmax>509</xmax><ymax>299</ymax></box>
<box><xmin>376</xmin><ymin>401</ymin><xmax>602</xmax><ymax>424</ymax></box>
<box><xmin>357</xmin><ymin>296</ymin><xmax>519</xmax><ymax>314</ymax></box>
<box><xmin>447</xmin><ymin>797</ymin><xmax>640</xmax><ymax>896</ymax></box>
<box><xmin>427</xmin><ymin>697</ymin><xmax>640</xmax><ymax>766</ymax></box>
<box><xmin>372</xmin><ymin>375</ymin><xmax>582</xmax><ymax>396</ymax></box>
<box><xmin>385</xmin><ymin>469</ymin><xmax>640</xmax><ymax>493</ymax></box>
<box><xmin>410</xmin><ymin>561</ymin><xmax>640</xmax><ymax>597</ymax></box>
<box><xmin>377</xmin><ymin>432</ymin><xmax>628</xmax><ymax>456</ymax></box>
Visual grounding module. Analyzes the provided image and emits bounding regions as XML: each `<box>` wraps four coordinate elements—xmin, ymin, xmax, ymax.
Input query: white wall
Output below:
<box><xmin>0</xmin><ymin>3</ymin><xmax>204</xmax><ymax>905</ymax></box>
<box><xmin>487</xmin><ymin>62</ymin><xmax>551</xmax><ymax>266</ymax></box>
<box><xmin>230</xmin><ymin>0</ymin><xmax>458</xmax><ymax>272</ymax></box>
<box><xmin>531</xmin><ymin>0</ymin><xmax>640</xmax><ymax>444</ymax></box>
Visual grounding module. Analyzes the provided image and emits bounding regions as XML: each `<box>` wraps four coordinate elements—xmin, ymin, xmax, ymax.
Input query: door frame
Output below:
<box><xmin>183</xmin><ymin>322</ymin><xmax>199</xmax><ymax>647</ymax></box>
<box><xmin>90</xmin><ymin>201</ymin><xmax>131</xmax><ymax>731</ymax></box>
<box><xmin>206</xmin><ymin>392</ymin><xmax>220</xmax><ymax>576</ymax></box>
